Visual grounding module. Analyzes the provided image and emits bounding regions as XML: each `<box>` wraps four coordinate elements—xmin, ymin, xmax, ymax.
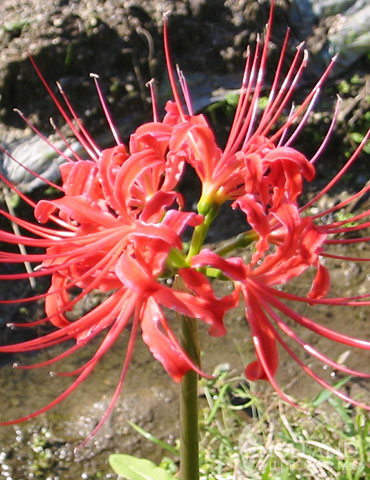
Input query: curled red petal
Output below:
<box><xmin>130</xmin><ymin>221</ymin><xmax>182</xmax><ymax>250</ymax></box>
<box><xmin>60</xmin><ymin>160</ymin><xmax>100</xmax><ymax>200</ymax></box>
<box><xmin>161</xmin><ymin>209</ymin><xmax>203</xmax><ymax>235</ymax></box>
<box><xmin>113</xmin><ymin>149</ymin><xmax>162</xmax><ymax>216</ymax></box>
<box><xmin>98</xmin><ymin>145</ymin><xmax>129</xmax><ymax>211</ymax></box>
<box><xmin>233</xmin><ymin>194</ymin><xmax>270</xmax><ymax>261</ymax></box>
<box><xmin>140</xmin><ymin>191</ymin><xmax>178</xmax><ymax>223</ymax></box>
<box><xmin>308</xmin><ymin>263</ymin><xmax>330</xmax><ymax>300</ymax></box>
<box><xmin>45</xmin><ymin>274</ymin><xmax>71</xmax><ymax>330</ymax></box>
<box><xmin>179</xmin><ymin>267</ymin><xmax>240</xmax><ymax>333</ymax></box>
<box><xmin>154</xmin><ymin>285</ymin><xmax>226</xmax><ymax>337</ymax></box>
<box><xmin>141</xmin><ymin>297</ymin><xmax>193</xmax><ymax>382</ymax></box>
<box><xmin>35</xmin><ymin>197</ymin><xmax>117</xmax><ymax>228</ymax></box>
<box><xmin>115</xmin><ymin>254</ymin><xmax>158</xmax><ymax>296</ymax></box>
<box><xmin>244</xmin><ymin>290</ymin><xmax>279</xmax><ymax>381</ymax></box>
<box><xmin>130</xmin><ymin>122</ymin><xmax>172</xmax><ymax>159</ymax></box>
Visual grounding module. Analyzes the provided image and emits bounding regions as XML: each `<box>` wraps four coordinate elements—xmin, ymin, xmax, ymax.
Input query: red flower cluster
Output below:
<box><xmin>0</xmin><ymin>88</ymin><xmax>240</xmax><ymax>436</ymax></box>
<box><xmin>0</xmin><ymin>1</ymin><xmax>369</xmax><ymax>437</ymax></box>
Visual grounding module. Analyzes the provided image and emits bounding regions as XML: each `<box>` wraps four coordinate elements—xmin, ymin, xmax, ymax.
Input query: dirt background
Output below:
<box><xmin>1</xmin><ymin>0</ymin><xmax>369</xmax><ymax>143</ymax></box>
<box><xmin>0</xmin><ymin>1</ymin><xmax>369</xmax><ymax>479</ymax></box>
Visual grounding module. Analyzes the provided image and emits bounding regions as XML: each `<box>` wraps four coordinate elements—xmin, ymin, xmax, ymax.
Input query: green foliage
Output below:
<box><xmin>65</xmin><ymin>43</ymin><xmax>73</xmax><ymax>69</ymax></box>
<box><xmin>43</xmin><ymin>186</ymin><xmax>61</xmax><ymax>197</ymax></box>
<box><xmin>338</xmin><ymin>74</ymin><xmax>363</xmax><ymax>95</ymax></box>
<box><xmin>3</xmin><ymin>20</ymin><xmax>30</xmax><ymax>35</ymax></box>
<box><xmin>258</xmin><ymin>96</ymin><xmax>269</xmax><ymax>110</ymax></box>
<box><xmin>109</xmin><ymin>454</ymin><xmax>175</xmax><ymax>480</ymax></box>
<box><xmin>128</xmin><ymin>421</ymin><xmax>179</xmax><ymax>456</ymax></box>
<box><xmin>111</xmin><ymin>368</ymin><xmax>370</xmax><ymax>479</ymax></box>
<box><xmin>349</xmin><ymin>131</ymin><xmax>370</xmax><ymax>154</ymax></box>
<box><xmin>205</xmin><ymin>92</ymin><xmax>239</xmax><ymax>127</ymax></box>
<box><xmin>7</xmin><ymin>192</ymin><xmax>21</xmax><ymax>209</ymax></box>
<box><xmin>29</xmin><ymin>428</ymin><xmax>55</xmax><ymax>478</ymax></box>
<box><xmin>312</xmin><ymin>376</ymin><xmax>352</xmax><ymax>406</ymax></box>
<box><xmin>197</xmin><ymin>365</ymin><xmax>261</xmax><ymax>479</ymax></box>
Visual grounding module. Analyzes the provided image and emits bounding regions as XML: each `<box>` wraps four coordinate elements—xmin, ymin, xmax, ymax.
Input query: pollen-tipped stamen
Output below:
<box><xmin>90</xmin><ymin>74</ymin><xmax>122</xmax><ymax>146</ymax></box>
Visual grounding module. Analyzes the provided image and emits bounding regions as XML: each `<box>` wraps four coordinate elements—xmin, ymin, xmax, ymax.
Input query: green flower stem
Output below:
<box><xmin>167</xmin><ymin>247</ymin><xmax>189</xmax><ymax>269</ymax></box>
<box><xmin>214</xmin><ymin>230</ymin><xmax>259</xmax><ymax>257</ymax></box>
<box><xmin>186</xmin><ymin>204</ymin><xmax>219</xmax><ymax>261</ymax></box>
<box><xmin>179</xmin><ymin>313</ymin><xmax>200</xmax><ymax>480</ymax></box>
<box><xmin>174</xmin><ymin>275</ymin><xmax>201</xmax><ymax>480</ymax></box>
<box><xmin>174</xmin><ymin>207</ymin><xmax>257</xmax><ymax>480</ymax></box>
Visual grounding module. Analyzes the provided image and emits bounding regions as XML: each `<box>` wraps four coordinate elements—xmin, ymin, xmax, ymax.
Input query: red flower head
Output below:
<box><xmin>163</xmin><ymin>3</ymin><xmax>336</xmax><ymax>217</ymax></box>
<box><xmin>189</xmin><ymin>126</ymin><xmax>370</xmax><ymax>408</ymax></box>
<box><xmin>0</xmin><ymin>0</ymin><xmax>369</xmax><ymax>444</ymax></box>
<box><xmin>167</xmin><ymin>1</ymin><xmax>370</xmax><ymax>409</ymax></box>
<box><xmin>0</xmin><ymin>59</ymin><xmax>239</xmax><ymax>441</ymax></box>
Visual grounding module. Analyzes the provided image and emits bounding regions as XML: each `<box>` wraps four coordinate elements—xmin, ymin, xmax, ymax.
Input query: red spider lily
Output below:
<box><xmin>186</xmin><ymin>96</ymin><xmax>370</xmax><ymax>407</ymax></box>
<box><xmin>0</xmin><ymin>62</ymin><xmax>239</xmax><ymax>441</ymax></box>
<box><xmin>191</xmin><ymin>204</ymin><xmax>370</xmax><ymax>411</ymax></box>
<box><xmin>190</xmin><ymin>148</ymin><xmax>370</xmax><ymax>408</ymax></box>
<box><xmin>0</xmin><ymin>0</ymin><xmax>369</xmax><ymax>444</ymax></box>
<box><xmin>162</xmin><ymin>1</ymin><xmax>370</xmax><ymax>408</ymax></box>
<box><xmin>0</xmin><ymin>153</ymin><xmax>239</xmax><ymax>442</ymax></box>
<box><xmin>165</xmin><ymin>2</ymin><xmax>337</xmax><ymax>212</ymax></box>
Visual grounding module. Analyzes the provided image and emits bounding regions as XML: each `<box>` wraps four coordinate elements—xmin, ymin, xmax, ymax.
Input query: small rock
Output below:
<box><xmin>1</xmin><ymin>135</ymin><xmax>83</xmax><ymax>192</ymax></box>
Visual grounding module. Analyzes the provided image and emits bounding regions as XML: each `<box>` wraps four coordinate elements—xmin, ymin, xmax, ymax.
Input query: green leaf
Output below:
<box><xmin>349</xmin><ymin>133</ymin><xmax>370</xmax><ymax>153</ymax></box>
<box><xmin>349</xmin><ymin>132</ymin><xmax>365</xmax><ymax>144</ymax></box>
<box><xmin>109</xmin><ymin>454</ymin><xmax>176</xmax><ymax>480</ymax></box>
<box><xmin>225</xmin><ymin>92</ymin><xmax>239</xmax><ymax>107</ymax></box>
<box><xmin>312</xmin><ymin>376</ymin><xmax>352</xmax><ymax>407</ymax></box>
<box><xmin>128</xmin><ymin>422</ymin><xmax>179</xmax><ymax>456</ymax></box>
<box><xmin>261</xmin><ymin>458</ymin><xmax>272</xmax><ymax>479</ymax></box>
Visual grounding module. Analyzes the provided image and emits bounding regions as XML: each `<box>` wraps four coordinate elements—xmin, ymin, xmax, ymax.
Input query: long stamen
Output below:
<box><xmin>49</xmin><ymin>117</ymin><xmax>82</xmax><ymax>162</ymax></box>
<box><xmin>0</xmin><ymin>238</ymin><xmax>124</xmax><ymax>315</ymax></box>
<box><xmin>56</xmin><ymin>81</ymin><xmax>101</xmax><ymax>157</ymax></box>
<box><xmin>277</xmin><ymin>103</ymin><xmax>295</xmax><ymax>146</ymax></box>
<box><xmin>258</xmin><ymin>48</ymin><xmax>309</xmax><ymax>141</ymax></box>
<box><xmin>0</xmin><ymin>359</ymin><xmax>100</xmax><ymax>426</ymax></box>
<box><xmin>256</xmin><ymin>281</ymin><xmax>370</xmax><ymax>319</ymax></box>
<box><xmin>146</xmin><ymin>79</ymin><xmax>159</xmax><ymax>122</ymax></box>
<box><xmin>283</xmin><ymin>88</ymin><xmax>321</xmax><ymax>147</ymax></box>
<box><xmin>267</xmin><ymin>54</ymin><xmax>337</xmax><ymax>145</ymax></box>
<box><xmin>242</xmin><ymin>5</ymin><xmax>276</xmax><ymax>146</ymax></box>
<box><xmin>262</xmin><ymin>301</ymin><xmax>370</xmax><ymax>378</ymax></box>
<box><xmin>308</xmin><ymin>183</ymin><xmax>370</xmax><ymax>219</ymax></box>
<box><xmin>222</xmin><ymin>46</ymin><xmax>251</xmax><ymax>157</ymax></box>
<box><xmin>253</xmin><ymin>42</ymin><xmax>306</xmax><ymax>142</ymax></box>
<box><xmin>90</xmin><ymin>74</ymin><xmax>122</xmax><ymax>146</ymax></box>
<box><xmin>225</xmin><ymin>38</ymin><xmax>261</xmax><ymax>155</ymax></box>
<box><xmin>16</xmin><ymin>327</ymin><xmax>105</xmax><ymax>370</ymax></box>
<box><xmin>0</xmin><ymin>134</ymin><xmax>64</xmax><ymax>193</ymax></box>
<box><xmin>0</xmin><ymin>210</ymin><xmax>75</xmax><ymax>241</ymax></box>
<box><xmin>267</xmin><ymin>314</ymin><xmax>370</xmax><ymax>410</ymax></box>
<box><xmin>163</xmin><ymin>15</ymin><xmax>186</xmax><ymax>121</ymax></box>
<box><xmin>260</xmin><ymin>28</ymin><xmax>290</xmax><ymax>123</ymax></box>
<box><xmin>27</xmin><ymin>55</ymin><xmax>100</xmax><ymax>161</ymax></box>
<box><xmin>77</xmin><ymin>297</ymin><xmax>139</xmax><ymax>449</ymax></box>
<box><xmin>302</xmin><ymin>128</ymin><xmax>370</xmax><ymax>211</ymax></box>
<box><xmin>0</xmin><ymin>290</ymin><xmax>126</xmax><ymax>353</ymax></box>
<box><xmin>56</xmin><ymin>292</ymin><xmax>134</xmax><ymax>377</ymax></box>
<box><xmin>310</xmin><ymin>96</ymin><xmax>342</xmax><ymax>164</ymax></box>
<box><xmin>176</xmin><ymin>66</ymin><xmax>194</xmax><ymax>116</ymax></box>
<box><xmin>322</xmin><ymin>252</ymin><xmax>370</xmax><ymax>262</ymax></box>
